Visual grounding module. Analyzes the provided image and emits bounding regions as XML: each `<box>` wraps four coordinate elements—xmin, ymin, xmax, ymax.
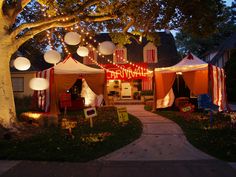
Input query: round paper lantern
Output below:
<box><xmin>64</xmin><ymin>32</ymin><xmax>81</xmax><ymax>45</ymax></box>
<box><xmin>77</xmin><ymin>46</ymin><xmax>89</xmax><ymax>57</ymax></box>
<box><xmin>98</xmin><ymin>41</ymin><xmax>115</xmax><ymax>55</ymax></box>
<box><xmin>13</xmin><ymin>57</ymin><xmax>31</xmax><ymax>71</ymax></box>
<box><xmin>44</xmin><ymin>50</ymin><xmax>61</xmax><ymax>64</ymax></box>
<box><xmin>29</xmin><ymin>78</ymin><xmax>49</xmax><ymax>91</ymax></box>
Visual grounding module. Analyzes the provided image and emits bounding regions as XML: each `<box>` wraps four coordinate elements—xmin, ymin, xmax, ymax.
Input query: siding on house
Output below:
<box><xmin>11</xmin><ymin>72</ymin><xmax>35</xmax><ymax>98</ymax></box>
<box><xmin>204</xmin><ymin>33</ymin><xmax>236</xmax><ymax>68</ymax></box>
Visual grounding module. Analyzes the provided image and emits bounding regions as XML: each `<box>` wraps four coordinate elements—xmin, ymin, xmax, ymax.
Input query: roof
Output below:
<box><xmin>210</xmin><ymin>32</ymin><xmax>236</xmax><ymax>64</ymax></box>
<box><xmin>94</xmin><ymin>32</ymin><xmax>180</xmax><ymax>68</ymax></box>
<box><xmin>53</xmin><ymin>56</ymin><xmax>104</xmax><ymax>74</ymax></box>
<box><xmin>155</xmin><ymin>53</ymin><xmax>208</xmax><ymax>73</ymax></box>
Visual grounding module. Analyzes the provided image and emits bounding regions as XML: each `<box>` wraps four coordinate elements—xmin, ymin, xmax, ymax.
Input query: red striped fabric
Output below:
<box><xmin>156</xmin><ymin>88</ymin><xmax>175</xmax><ymax>108</ymax></box>
<box><xmin>146</xmin><ymin>49</ymin><xmax>155</xmax><ymax>63</ymax></box>
<box><xmin>209</xmin><ymin>65</ymin><xmax>226</xmax><ymax>111</ymax></box>
<box><xmin>36</xmin><ymin>68</ymin><xmax>53</xmax><ymax>112</ymax></box>
<box><xmin>84</xmin><ymin>50</ymin><xmax>95</xmax><ymax>64</ymax></box>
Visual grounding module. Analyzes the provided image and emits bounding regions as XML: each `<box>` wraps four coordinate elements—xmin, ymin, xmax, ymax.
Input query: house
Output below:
<box><xmin>11</xmin><ymin>31</ymin><xmax>180</xmax><ymax>99</ymax></box>
<box><xmin>204</xmin><ymin>33</ymin><xmax>236</xmax><ymax>67</ymax></box>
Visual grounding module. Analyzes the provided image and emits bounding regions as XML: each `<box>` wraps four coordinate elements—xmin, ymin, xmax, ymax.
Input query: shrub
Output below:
<box><xmin>14</xmin><ymin>95</ymin><xmax>39</xmax><ymax>117</ymax></box>
<box><xmin>141</xmin><ymin>90</ymin><xmax>153</xmax><ymax>96</ymax></box>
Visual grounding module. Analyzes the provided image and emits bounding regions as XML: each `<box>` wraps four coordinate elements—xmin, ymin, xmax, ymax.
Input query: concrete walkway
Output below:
<box><xmin>100</xmin><ymin>105</ymin><xmax>212</xmax><ymax>161</ymax></box>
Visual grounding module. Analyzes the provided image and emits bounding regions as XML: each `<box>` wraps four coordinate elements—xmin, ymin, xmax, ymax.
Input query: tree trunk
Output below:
<box><xmin>0</xmin><ymin>51</ymin><xmax>17</xmax><ymax>128</ymax></box>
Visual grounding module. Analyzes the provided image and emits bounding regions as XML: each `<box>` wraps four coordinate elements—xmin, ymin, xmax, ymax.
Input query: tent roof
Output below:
<box><xmin>155</xmin><ymin>53</ymin><xmax>208</xmax><ymax>73</ymax></box>
<box><xmin>54</xmin><ymin>56</ymin><xmax>104</xmax><ymax>74</ymax></box>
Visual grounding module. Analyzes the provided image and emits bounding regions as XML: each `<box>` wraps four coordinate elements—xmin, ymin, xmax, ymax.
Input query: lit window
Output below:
<box><xmin>12</xmin><ymin>77</ymin><xmax>24</xmax><ymax>92</ymax></box>
<box><xmin>143</xmin><ymin>42</ymin><xmax>157</xmax><ymax>63</ymax></box>
<box><xmin>113</xmin><ymin>46</ymin><xmax>127</xmax><ymax>64</ymax></box>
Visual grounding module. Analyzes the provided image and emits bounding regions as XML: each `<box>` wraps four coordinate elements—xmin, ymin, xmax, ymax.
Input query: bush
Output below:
<box><xmin>14</xmin><ymin>95</ymin><xmax>39</xmax><ymax>117</ymax></box>
<box><xmin>141</xmin><ymin>90</ymin><xmax>153</xmax><ymax>96</ymax></box>
<box><xmin>0</xmin><ymin>106</ymin><xmax>143</xmax><ymax>162</ymax></box>
<box><xmin>133</xmin><ymin>91</ymin><xmax>141</xmax><ymax>100</ymax></box>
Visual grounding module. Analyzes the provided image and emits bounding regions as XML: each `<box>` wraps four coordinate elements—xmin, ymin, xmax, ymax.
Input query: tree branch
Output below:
<box><xmin>82</xmin><ymin>14</ymin><xmax>118</xmax><ymax>22</ymax></box>
<box><xmin>2</xmin><ymin>0</ymin><xmax>32</xmax><ymax>27</ymax></box>
<box><xmin>0</xmin><ymin>0</ymin><xmax>4</xmax><ymax>11</ymax></box>
<box><xmin>21</xmin><ymin>0</ymin><xmax>32</xmax><ymax>9</ymax></box>
<box><xmin>123</xmin><ymin>17</ymin><xmax>135</xmax><ymax>33</ymax></box>
<box><xmin>81</xmin><ymin>0</ymin><xmax>100</xmax><ymax>10</ymax></box>
<box><xmin>0</xmin><ymin>1</ymin><xmax>10</xmax><ymax>32</ymax></box>
<box><xmin>14</xmin><ymin>19</ymin><xmax>77</xmax><ymax>50</ymax></box>
<box><xmin>0</xmin><ymin>0</ymin><xmax>4</xmax><ymax>20</ymax></box>
<box><xmin>11</xmin><ymin>14</ymin><xmax>74</xmax><ymax>38</ymax></box>
<box><xmin>125</xmin><ymin>32</ymin><xmax>141</xmax><ymax>44</ymax></box>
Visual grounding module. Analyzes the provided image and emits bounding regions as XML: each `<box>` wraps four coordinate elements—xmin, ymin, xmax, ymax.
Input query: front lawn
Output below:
<box><xmin>0</xmin><ymin>106</ymin><xmax>142</xmax><ymax>162</ymax></box>
<box><xmin>145</xmin><ymin>106</ymin><xmax>236</xmax><ymax>162</ymax></box>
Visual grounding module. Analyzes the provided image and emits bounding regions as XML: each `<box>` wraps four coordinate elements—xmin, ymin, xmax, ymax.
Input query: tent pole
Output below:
<box><xmin>103</xmin><ymin>70</ymin><xmax>108</xmax><ymax>106</ymax></box>
<box><xmin>49</xmin><ymin>74</ymin><xmax>59</xmax><ymax>126</ymax></box>
<box><xmin>152</xmin><ymin>69</ymin><xmax>156</xmax><ymax>112</ymax></box>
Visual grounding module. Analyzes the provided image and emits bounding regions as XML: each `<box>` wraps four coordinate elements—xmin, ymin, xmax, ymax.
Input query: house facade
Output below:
<box><xmin>78</xmin><ymin>32</ymin><xmax>179</xmax><ymax>99</ymax></box>
<box><xmin>203</xmin><ymin>33</ymin><xmax>236</xmax><ymax>67</ymax></box>
<box><xmin>11</xmin><ymin>31</ymin><xmax>179</xmax><ymax>99</ymax></box>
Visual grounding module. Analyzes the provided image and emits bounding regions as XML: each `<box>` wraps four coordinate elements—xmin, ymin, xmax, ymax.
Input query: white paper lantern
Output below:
<box><xmin>64</xmin><ymin>32</ymin><xmax>81</xmax><ymax>45</ymax></box>
<box><xmin>13</xmin><ymin>57</ymin><xmax>31</xmax><ymax>71</ymax></box>
<box><xmin>29</xmin><ymin>78</ymin><xmax>49</xmax><ymax>91</ymax></box>
<box><xmin>77</xmin><ymin>46</ymin><xmax>89</xmax><ymax>57</ymax></box>
<box><xmin>98</xmin><ymin>41</ymin><xmax>115</xmax><ymax>55</ymax></box>
<box><xmin>44</xmin><ymin>50</ymin><xmax>61</xmax><ymax>64</ymax></box>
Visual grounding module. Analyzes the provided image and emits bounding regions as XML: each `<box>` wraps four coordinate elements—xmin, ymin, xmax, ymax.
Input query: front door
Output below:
<box><xmin>121</xmin><ymin>82</ymin><xmax>132</xmax><ymax>99</ymax></box>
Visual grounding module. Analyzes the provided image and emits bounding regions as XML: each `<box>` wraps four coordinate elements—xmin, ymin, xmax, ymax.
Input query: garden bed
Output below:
<box><xmin>0</xmin><ymin>106</ymin><xmax>142</xmax><ymax>162</ymax></box>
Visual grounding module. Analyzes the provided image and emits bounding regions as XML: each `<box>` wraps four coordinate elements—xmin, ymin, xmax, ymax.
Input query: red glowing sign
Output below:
<box><xmin>102</xmin><ymin>63</ymin><xmax>148</xmax><ymax>80</ymax></box>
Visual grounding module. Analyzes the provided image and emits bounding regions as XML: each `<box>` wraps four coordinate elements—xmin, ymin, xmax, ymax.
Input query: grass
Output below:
<box><xmin>144</xmin><ymin>105</ymin><xmax>236</xmax><ymax>162</ymax></box>
<box><xmin>0</xmin><ymin>106</ymin><xmax>142</xmax><ymax>162</ymax></box>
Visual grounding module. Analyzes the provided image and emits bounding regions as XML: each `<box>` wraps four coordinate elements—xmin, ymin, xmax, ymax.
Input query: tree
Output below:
<box><xmin>0</xmin><ymin>0</ymin><xmax>226</xmax><ymax>128</ymax></box>
<box><xmin>175</xmin><ymin>3</ymin><xmax>236</xmax><ymax>57</ymax></box>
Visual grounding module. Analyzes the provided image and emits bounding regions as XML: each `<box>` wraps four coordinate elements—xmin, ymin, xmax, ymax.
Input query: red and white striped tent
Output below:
<box><xmin>154</xmin><ymin>53</ymin><xmax>228</xmax><ymax>111</ymax></box>
<box><xmin>36</xmin><ymin>55</ymin><xmax>107</xmax><ymax>113</ymax></box>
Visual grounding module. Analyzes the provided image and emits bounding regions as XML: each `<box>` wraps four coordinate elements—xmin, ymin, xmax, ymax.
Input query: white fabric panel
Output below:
<box><xmin>155</xmin><ymin>53</ymin><xmax>208</xmax><ymax>73</ymax></box>
<box><xmin>54</xmin><ymin>57</ymin><xmax>104</xmax><ymax>74</ymax></box>
<box><xmin>156</xmin><ymin>88</ymin><xmax>175</xmax><ymax>108</ymax></box>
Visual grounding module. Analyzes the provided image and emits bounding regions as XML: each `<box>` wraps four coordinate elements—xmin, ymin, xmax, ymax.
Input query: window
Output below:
<box><xmin>113</xmin><ymin>46</ymin><xmax>127</xmax><ymax>64</ymax></box>
<box><xmin>12</xmin><ymin>77</ymin><xmax>24</xmax><ymax>92</ymax></box>
<box><xmin>143</xmin><ymin>42</ymin><xmax>158</xmax><ymax>63</ymax></box>
<box><xmin>83</xmin><ymin>47</ymin><xmax>97</xmax><ymax>65</ymax></box>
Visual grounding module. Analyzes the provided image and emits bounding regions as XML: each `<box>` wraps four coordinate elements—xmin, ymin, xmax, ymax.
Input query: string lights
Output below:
<box><xmin>46</xmin><ymin>30</ymin><xmax>54</xmax><ymax>49</ymax></box>
<box><xmin>40</xmin><ymin>4</ymin><xmax>152</xmax><ymax>75</ymax></box>
<box><xmin>57</xmin><ymin>32</ymin><xmax>71</xmax><ymax>55</ymax></box>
